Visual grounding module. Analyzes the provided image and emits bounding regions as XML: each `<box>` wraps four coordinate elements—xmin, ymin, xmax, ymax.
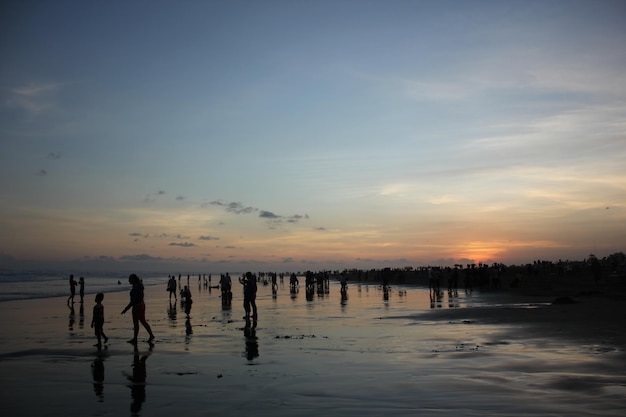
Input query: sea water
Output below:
<box><xmin>0</xmin><ymin>270</ymin><xmax>169</xmax><ymax>302</ymax></box>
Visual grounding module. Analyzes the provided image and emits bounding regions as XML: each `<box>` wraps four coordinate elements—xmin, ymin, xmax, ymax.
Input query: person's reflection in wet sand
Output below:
<box><xmin>340</xmin><ymin>285</ymin><xmax>348</xmax><ymax>307</ymax></box>
<box><xmin>243</xmin><ymin>317</ymin><xmax>258</xmax><ymax>360</ymax></box>
<box><xmin>167</xmin><ymin>300</ymin><xmax>177</xmax><ymax>328</ymax></box>
<box><xmin>430</xmin><ymin>288</ymin><xmax>443</xmax><ymax>309</ymax></box>
<box><xmin>91</xmin><ymin>357</ymin><xmax>105</xmax><ymax>401</ymax></box>
<box><xmin>185</xmin><ymin>316</ymin><xmax>193</xmax><ymax>335</ymax></box>
<box><xmin>448</xmin><ymin>290</ymin><xmax>460</xmax><ymax>308</ymax></box>
<box><xmin>79</xmin><ymin>303</ymin><xmax>85</xmax><ymax>330</ymax></box>
<box><xmin>124</xmin><ymin>347</ymin><xmax>151</xmax><ymax>416</ymax></box>
<box><xmin>68</xmin><ymin>303</ymin><xmax>76</xmax><ymax>333</ymax></box>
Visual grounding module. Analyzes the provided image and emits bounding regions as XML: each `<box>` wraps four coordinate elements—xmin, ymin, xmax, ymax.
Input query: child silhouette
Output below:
<box><xmin>91</xmin><ymin>293</ymin><xmax>108</xmax><ymax>348</ymax></box>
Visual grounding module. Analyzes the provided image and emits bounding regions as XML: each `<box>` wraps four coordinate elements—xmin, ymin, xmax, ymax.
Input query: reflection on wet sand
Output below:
<box><xmin>243</xmin><ymin>317</ymin><xmax>258</xmax><ymax>360</ymax></box>
<box><xmin>91</xmin><ymin>357</ymin><xmax>104</xmax><ymax>401</ymax></box>
<box><xmin>68</xmin><ymin>304</ymin><xmax>76</xmax><ymax>333</ymax></box>
<box><xmin>124</xmin><ymin>348</ymin><xmax>151</xmax><ymax>416</ymax></box>
<box><xmin>167</xmin><ymin>301</ymin><xmax>177</xmax><ymax>328</ymax></box>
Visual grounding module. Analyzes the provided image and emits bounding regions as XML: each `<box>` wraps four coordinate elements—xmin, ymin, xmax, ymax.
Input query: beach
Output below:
<box><xmin>0</xmin><ymin>277</ymin><xmax>624</xmax><ymax>416</ymax></box>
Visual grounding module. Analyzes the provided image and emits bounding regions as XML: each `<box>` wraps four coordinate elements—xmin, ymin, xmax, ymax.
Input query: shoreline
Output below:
<box><xmin>1</xmin><ymin>278</ymin><xmax>624</xmax><ymax>416</ymax></box>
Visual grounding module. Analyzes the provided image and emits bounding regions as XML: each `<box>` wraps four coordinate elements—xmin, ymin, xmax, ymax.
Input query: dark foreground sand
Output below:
<box><xmin>0</xmin><ymin>279</ymin><xmax>624</xmax><ymax>416</ymax></box>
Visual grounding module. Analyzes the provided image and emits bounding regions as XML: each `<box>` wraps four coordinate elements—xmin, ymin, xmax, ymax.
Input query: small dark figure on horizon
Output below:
<box><xmin>67</xmin><ymin>274</ymin><xmax>78</xmax><ymax>305</ymax></box>
<box><xmin>91</xmin><ymin>292</ymin><xmax>108</xmax><ymax>348</ymax></box>
<box><xmin>121</xmin><ymin>274</ymin><xmax>155</xmax><ymax>344</ymax></box>
<box><xmin>382</xmin><ymin>274</ymin><xmax>390</xmax><ymax>291</ymax></box>
<box><xmin>290</xmin><ymin>273</ymin><xmax>299</xmax><ymax>293</ymax></box>
<box><xmin>271</xmin><ymin>272</ymin><xmax>278</xmax><ymax>295</ymax></box>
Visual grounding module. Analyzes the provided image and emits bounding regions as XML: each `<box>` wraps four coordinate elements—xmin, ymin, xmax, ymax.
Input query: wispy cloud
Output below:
<box><xmin>210</xmin><ymin>200</ymin><xmax>258</xmax><ymax>214</ymax></box>
<box><xmin>169</xmin><ymin>242</ymin><xmax>196</xmax><ymax>247</ymax></box>
<box><xmin>119</xmin><ymin>254</ymin><xmax>163</xmax><ymax>261</ymax></box>
<box><xmin>45</xmin><ymin>152</ymin><xmax>62</xmax><ymax>160</ymax></box>
<box><xmin>3</xmin><ymin>82</ymin><xmax>63</xmax><ymax>113</ymax></box>
<box><xmin>199</xmin><ymin>235</ymin><xmax>219</xmax><ymax>241</ymax></box>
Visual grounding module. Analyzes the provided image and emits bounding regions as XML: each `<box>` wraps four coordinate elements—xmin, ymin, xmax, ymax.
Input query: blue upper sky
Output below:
<box><xmin>1</xmin><ymin>0</ymin><xmax>625</xmax><ymax>272</ymax></box>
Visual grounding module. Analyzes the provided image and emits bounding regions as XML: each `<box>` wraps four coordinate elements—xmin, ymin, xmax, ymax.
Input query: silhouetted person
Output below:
<box><xmin>220</xmin><ymin>273</ymin><xmax>232</xmax><ymax>308</ymax></box>
<box><xmin>167</xmin><ymin>275</ymin><xmax>177</xmax><ymax>301</ymax></box>
<box><xmin>271</xmin><ymin>272</ymin><xmax>278</xmax><ymax>295</ymax></box>
<box><xmin>121</xmin><ymin>274</ymin><xmax>155</xmax><ymax>344</ymax></box>
<box><xmin>67</xmin><ymin>274</ymin><xmax>77</xmax><ymax>305</ymax></box>
<box><xmin>290</xmin><ymin>273</ymin><xmax>299</xmax><ymax>292</ymax></box>
<box><xmin>91</xmin><ymin>292</ymin><xmax>108</xmax><ymax>348</ymax></box>
<box><xmin>79</xmin><ymin>277</ymin><xmax>85</xmax><ymax>303</ymax></box>
<box><xmin>239</xmin><ymin>272</ymin><xmax>257</xmax><ymax>319</ymax></box>
<box><xmin>382</xmin><ymin>275</ymin><xmax>390</xmax><ymax>291</ymax></box>
<box><xmin>340</xmin><ymin>284</ymin><xmax>348</xmax><ymax>305</ymax></box>
<box><xmin>182</xmin><ymin>285</ymin><xmax>193</xmax><ymax>317</ymax></box>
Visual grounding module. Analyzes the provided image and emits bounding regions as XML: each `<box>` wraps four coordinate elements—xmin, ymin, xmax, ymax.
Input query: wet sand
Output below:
<box><xmin>0</xmin><ymin>279</ymin><xmax>624</xmax><ymax>416</ymax></box>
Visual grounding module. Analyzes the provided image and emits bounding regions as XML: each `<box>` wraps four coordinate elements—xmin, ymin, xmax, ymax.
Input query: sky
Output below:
<box><xmin>1</xmin><ymin>0</ymin><xmax>625</xmax><ymax>274</ymax></box>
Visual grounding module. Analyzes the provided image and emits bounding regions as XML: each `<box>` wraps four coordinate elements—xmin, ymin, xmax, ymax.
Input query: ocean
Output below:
<box><xmin>0</xmin><ymin>270</ymin><xmax>170</xmax><ymax>302</ymax></box>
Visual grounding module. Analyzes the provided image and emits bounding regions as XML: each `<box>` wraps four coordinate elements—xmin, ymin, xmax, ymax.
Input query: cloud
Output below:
<box><xmin>46</xmin><ymin>152</ymin><xmax>61</xmax><ymax>160</ymax></box>
<box><xmin>119</xmin><ymin>254</ymin><xmax>162</xmax><ymax>261</ymax></box>
<box><xmin>427</xmin><ymin>195</ymin><xmax>460</xmax><ymax>205</ymax></box>
<box><xmin>130</xmin><ymin>232</ymin><xmax>176</xmax><ymax>240</ymax></box>
<box><xmin>36</xmin><ymin>169</ymin><xmax>47</xmax><ymax>176</ymax></box>
<box><xmin>143</xmin><ymin>189</ymin><xmax>168</xmax><ymax>203</ymax></box>
<box><xmin>3</xmin><ymin>82</ymin><xmax>69</xmax><ymax>114</ymax></box>
<box><xmin>210</xmin><ymin>200</ymin><xmax>309</xmax><ymax>228</ymax></box>
<box><xmin>259</xmin><ymin>210</ymin><xmax>279</xmax><ymax>219</ymax></box>
<box><xmin>210</xmin><ymin>200</ymin><xmax>258</xmax><ymax>214</ymax></box>
<box><xmin>260</xmin><ymin>211</ymin><xmax>309</xmax><ymax>227</ymax></box>
<box><xmin>169</xmin><ymin>242</ymin><xmax>196</xmax><ymax>247</ymax></box>
<box><xmin>176</xmin><ymin>196</ymin><xmax>185</xmax><ymax>201</ymax></box>
<box><xmin>199</xmin><ymin>235</ymin><xmax>220</xmax><ymax>241</ymax></box>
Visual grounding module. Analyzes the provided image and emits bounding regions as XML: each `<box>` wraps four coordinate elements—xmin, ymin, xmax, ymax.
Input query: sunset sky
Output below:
<box><xmin>1</xmin><ymin>1</ymin><xmax>625</xmax><ymax>273</ymax></box>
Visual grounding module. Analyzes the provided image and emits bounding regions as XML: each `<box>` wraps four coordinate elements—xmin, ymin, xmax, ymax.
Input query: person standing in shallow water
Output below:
<box><xmin>67</xmin><ymin>274</ymin><xmax>78</xmax><ymax>305</ymax></box>
<box><xmin>239</xmin><ymin>272</ymin><xmax>257</xmax><ymax>319</ymax></box>
<box><xmin>121</xmin><ymin>274</ymin><xmax>155</xmax><ymax>344</ymax></box>
<box><xmin>167</xmin><ymin>275</ymin><xmax>177</xmax><ymax>301</ymax></box>
<box><xmin>79</xmin><ymin>277</ymin><xmax>85</xmax><ymax>303</ymax></box>
<box><xmin>91</xmin><ymin>292</ymin><xmax>108</xmax><ymax>348</ymax></box>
